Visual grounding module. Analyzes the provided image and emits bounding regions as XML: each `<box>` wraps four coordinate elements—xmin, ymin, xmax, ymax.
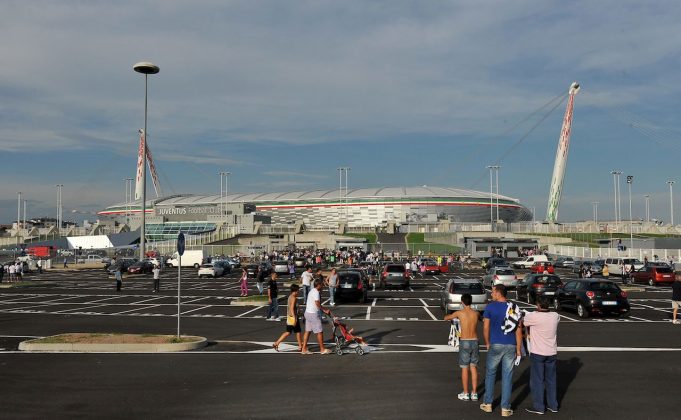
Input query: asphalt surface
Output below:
<box><xmin>1</xmin><ymin>267</ymin><xmax>680</xmax><ymax>419</ymax></box>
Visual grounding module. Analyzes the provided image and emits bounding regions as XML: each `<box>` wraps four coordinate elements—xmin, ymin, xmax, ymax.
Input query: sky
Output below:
<box><xmin>2</xmin><ymin>0</ymin><xmax>681</xmax><ymax>224</ymax></box>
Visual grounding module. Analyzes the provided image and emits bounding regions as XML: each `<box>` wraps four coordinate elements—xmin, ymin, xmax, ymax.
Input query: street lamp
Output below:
<box><xmin>644</xmin><ymin>194</ymin><xmax>650</xmax><ymax>223</ymax></box>
<box><xmin>133</xmin><ymin>61</ymin><xmax>159</xmax><ymax>260</ymax></box>
<box><xmin>626</xmin><ymin>176</ymin><xmax>633</xmax><ymax>253</ymax></box>
<box><xmin>486</xmin><ymin>165</ymin><xmax>499</xmax><ymax>231</ymax></box>
<box><xmin>219</xmin><ymin>171</ymin><xmax>231</xmax><ymax>216</ymax></box>
<box><xmin>667</xmin><ymin>180</ymin><xmax>675</xmax><ymax>226</ymax></box>
<box><xmin>592</xmin><ymin>202</ymin><xmax>599</xmax><ymax>224</ymax></box>
<box><xmin>17</xmin><ymin>191</ymin><xmax>21</xmax><ymax>231</ymax></box>
<box><xmin>611</xmin><ymin>170</ymin><xmax>622</xmax><ymax>231</ymax></box>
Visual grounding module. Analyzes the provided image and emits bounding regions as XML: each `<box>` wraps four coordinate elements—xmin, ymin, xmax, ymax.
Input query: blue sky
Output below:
<box><xmin>2</xmin><ymin>1</ymin><xmax>681</xmax><ymax>224</ymax></box>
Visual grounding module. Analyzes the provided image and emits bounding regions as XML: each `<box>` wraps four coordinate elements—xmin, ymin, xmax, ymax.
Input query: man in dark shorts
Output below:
<box><xmin>266</xmin><ymin>273</ymin><xmax>280</xmax><ymax>321</ymax></box>
<box><xmin>273</xmin><ymin>284</ymin><xmax>303</xmax><ymax>351</ymax></box>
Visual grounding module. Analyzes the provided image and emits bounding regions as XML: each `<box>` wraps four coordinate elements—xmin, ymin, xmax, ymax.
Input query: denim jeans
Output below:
<box><xmin>266</xmin><ymin>299</ymin><xmax>279</xmax><ymax>319</ymax></box>
<box><xmin>530</xmin><ymin>353</ymin><xmax>558</xmax><ymax>412</ymax></box>
<box><xmin>328</xmin><ymin>286</ymin><xmax>336</xmax><ymax>305</ymax></box>
<box><xmin>484</xmin><ymin>344</ymin><xmax>516</xmax><ymax>409</ymax></box>
<box><xmin>303</xmin><ymin>285</ymin><xmax>310</xmax><ymax>303</ymax></box>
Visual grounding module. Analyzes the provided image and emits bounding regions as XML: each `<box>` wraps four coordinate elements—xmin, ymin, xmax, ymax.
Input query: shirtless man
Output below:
<box><xmin>444</xmin><ymin>293</ymin><xmax>481</xmax><ymax>401</ymax></box>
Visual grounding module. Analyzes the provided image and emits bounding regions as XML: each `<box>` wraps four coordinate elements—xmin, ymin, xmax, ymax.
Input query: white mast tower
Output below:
<box><xmin>546</xmin><ymin>82</ymin><xmax>580</xmax><ymax>223</ymax></box>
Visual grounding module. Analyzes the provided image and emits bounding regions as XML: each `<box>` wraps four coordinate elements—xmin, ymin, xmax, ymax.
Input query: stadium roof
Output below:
<box><xmin>105</xmin><ymin>186</ymin><xmax>520</xmax><ymax>209</ymax></box>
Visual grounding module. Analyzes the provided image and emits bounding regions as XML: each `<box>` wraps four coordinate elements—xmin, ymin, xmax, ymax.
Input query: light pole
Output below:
<box><xmin>17</xmin><ymin>191</ymin><xmax>21</xmax><ymax>231</ymax></box>
<box><xmin>337</xmin><ymin>167</ymin><xmax>351</xmax><ymax>223</ymax></box>
<box><xmin>344</xmin><ymin>167</ymin><xmax>350</xmax><ymax>222</ymax></box>
<box><xmin>219</xmin><ymin>171</ymin><xmax>231</xmax><ymax>216</ymax></box>
<box><xmin>133</xmin><ymin>61</ymin><xmax>159</xmax><ymax>261</ymax></box>
<box><xmin>667</xmin><ymin>180</ymin><xmax>675</xmax><ymax>225</ymax></box>
<box><xmin>56</xmin><ymin>184</ymin><xmax>63</xmax><ymax>235</ymax></box>
<box><xmin>486</xmin><ymin>165</ymin><xmax>499</xmax><ymax>231</ymax></box>
<box><xmin>611</xmin><ymin>170</ymin><xmax>621</xmax><ymax>231</ymax></box>
<box><xmin>592</xmin><ymin>201</ymin><xmax>599</xmax><ymax>224</ymax></box>
<box><xmin>495</xmin><ymin>166</ymin><xmax>501</xmax><ymax>225</ymax></box>
<box><xmin>124</xmin><ymin>178</ymin><xmax>133</xmax><ymax>227</ymax></box>
<box><xmin>627</xmin><ymin>176</ymin><xmax>633</xmax><ymax>253</ymax></box>
<box><xmin>644</xmin><ymin>194</ymin><xmax>650</xmax><ymax>223</ymax></box>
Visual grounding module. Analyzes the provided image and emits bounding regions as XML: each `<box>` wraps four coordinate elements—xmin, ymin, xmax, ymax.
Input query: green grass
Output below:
<box><xmin>406</xmin><ymin>233</ymin><xmax>461</xmax><ymax>254</ymax></box>
<box><xmin>344</xmin><ymin>233</ymin><xmax>377</xmax><ymax>243</ymax></box>
<box><xmin>236</xmin><ymin>295</ymin><xmax>269</xmax><ymax>302</ymax></box>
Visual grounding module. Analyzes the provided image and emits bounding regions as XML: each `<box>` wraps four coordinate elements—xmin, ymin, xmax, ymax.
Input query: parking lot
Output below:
<box><xmin>1</xmin><ymin>267</ymin><xmax>680</xmax><ymax>418</ymax></box>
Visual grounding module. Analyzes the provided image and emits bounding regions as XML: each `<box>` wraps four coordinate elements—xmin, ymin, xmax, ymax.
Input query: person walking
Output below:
<box><xmin>63</xmin><ymin>257</ymin><xmax>68</xmax><ymax>269</ymax></box>
<box><xmin>301</xmin><ymin>279</ymin><xmax>332</xmax><ymax>355</ymax></box>
<box><xmin>256</xmin><ymin>266</ymin><xmax>265</xmax><ymax>295</ymax></box>
<box><xmin>480</xmin><ymin>284</ymin><xmax>523</xmax><ymax>417</ymax></box>
<box><xmin>8</xmin><ymin>263</ymin><xmax>16</xmax><ymax>282</ymax></box>
<box><xmin>326</xmin><ymin>268</ymin><xmax>338</xmax><ymax>307</ymax></box>
<box><xmin>444</xmin><ymin>293</ymin><xmax>481</xmax><ymax>402</ymax></box>
<box><xmin>288</xmin><ymin>261</ymin><xmax>296</xmax><ymax>280</ymax></box>
<box><xmin>239</xmin><ymin>268</ymin><xmax>249</xmax><ymax>297</ymax></box>
<box><xmin>272</xmin><ymin>284</ymin><xmax>303</xmax><ymax>351</ymax></box>
<box><xmin>266</xmin><ymin>273</ymin><xmax>280</xmax><ymax>321</ymax></box>
<box><xmin>0</xmin><ymin>263</ymin><xmax>4</xmax><ymax>283</ymax></box>
<box><xmin>300</xmin><ymin>267</ymin><xmax>314</xmax><ymax>302</ymax></box>
<box><xmin>152</xmin><ymin>264</ymin><xmax>161</xmax><ymax>293</ymax></box>
<box><xmin>602</xmin><ymin>263</ymin><xmax>609</xmax><ymax>278</ymax></box>
<box><xmin>672</xmin><ymin>273</ymin><xmax>681</xmax><ymax>325</ymax></box>
<box><xmin>114</xmin><ymin>261</ymin><xmax>123</xmax><ymax>292</ymax></box>
<box><xmin>523</xmin><ymin>298</ymin><xmax>560</xmax><ymax>415</ymax></box>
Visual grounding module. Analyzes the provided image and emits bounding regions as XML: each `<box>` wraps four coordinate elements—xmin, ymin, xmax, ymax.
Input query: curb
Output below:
<box><xmin>18</xmin><ymin>335</ymin><xmax>208</xmax><ymax>353</ymax></box>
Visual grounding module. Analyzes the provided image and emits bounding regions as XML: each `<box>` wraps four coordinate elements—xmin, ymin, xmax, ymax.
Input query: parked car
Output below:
<box><xmin>630</xmin><ymin>265</ymin><xmax>675</xmax><ymax>286</ymax></box>
<box><xmin>512</xmin><ymin>254</ymin><xmax>549</xmax><ymax>269</ymax></box>
<box><xmin>358</xmin><ymin>261</ymin><xmax>377</xmax><ymax>276</ymax></box>
<box><xmin>213</xmin><ymin>260</ymin><xmax>232</xmax><ymax>274</ymax></box>
<box><xmin>198</xmin><ymin>263</ymin><xmax>225</xmax><ymax>278</ymax></box>
<box><xmin>380</xmin><ymin>263</ymin><xmax>411</xmax><ymax>289</ymax></box>
<box><xmin>293</xmin><ymin>257</ymin><xmax>308</xmax><ymax>271</ymax></box>
<box><xmin>259</xmin><ymin>261</ymin><xmax>273</xmax><ymax>276</ymax></box>
<box><xmin>127</xmin><ymin>260</ymin><xmax>154</xmax><ymax>274</ymax></box>
<box><xmin>76</xmin><ymin>254</ymin><xmax>111</xmax><ymax>264</ymax></box>
<box><xmin>604</xmin><ymin>257</ymin><xmax>644</xmax><ymax>277</ymax></box>
<box><xmin>272</xmin><ymin>261</ymin><xmax>290</xmax><ymax>275</ymax></box>
<box><xmin>440</xmin><ymin>279</ymin><xmax>489</xmax><ymax>313</ymax></box>
<box><xmin>530</xmin><ymin>261</ymin><xmax>555</xmax><ymax>274</ymax></box>
<box><xmin>553</xmin><ymin>257</ymin><xmax>575</xmax><ymax>268</ymax></box>
<box><xmin>552</xmin><ymin>279</ymin><xmax>630</xmax><ymax>318</ymax></box>
<box><xmin>334</xmin><ymin>270</ymin><xmax>369</xmax><ymax>303</ymax></box>
<box><xmin>420</xmin><ymin>259</ymin><xmax>443</xmax><ymax>275</ymax></box>
<box><xmin>483</xmin><ymin>257</ymin><xmax>508</xmax><ymax>269</ymax></box>
<box><xmin>572</xmin><ymin>261</ymin><xmax>603</xmax><ymax>276</ymax></box>
<box><xmin>516</xmin><ymin>274</ymin><xmax>564</xmax><ymax>304</ymax></box>
<box><xmin>107</xmin><ymin>258</ymin><xmax>138</xmax><ymax>274</ymax></box>
<box><xmin>245</xmin><ymin>264</ymin><xmax>259</xmax><ymax>279</ymax></box>
<box><xmin>224</xmin><ymin>257</ymin><xmax>241</xmax><ymax>269</ymax></box>
<box><xmin>481</xmin><ymin>266</ymin><xmax>518</xmax><ymax>289</ymax></box>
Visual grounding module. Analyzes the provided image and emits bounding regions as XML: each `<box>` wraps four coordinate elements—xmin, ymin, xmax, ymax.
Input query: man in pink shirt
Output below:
<box><xmin>522</xmin><ymin>297</ymin><xmax>560</xmax><ymax>415</ymax></box>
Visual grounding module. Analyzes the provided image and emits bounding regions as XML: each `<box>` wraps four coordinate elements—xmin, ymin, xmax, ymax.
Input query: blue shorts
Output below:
<box><xmin>458</xmin><ymin>339</ymin><xmax>480</xmax><ymax>368</ymax></box>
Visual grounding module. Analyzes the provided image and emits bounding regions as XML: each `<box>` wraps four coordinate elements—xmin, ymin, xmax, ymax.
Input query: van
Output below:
<box><xmin>166</xmin><ymin>250</ymin><xmax>205</xmax><ymax>268</ymax></box>
<box><xmin>605</xmin><ymin>258</ymin><xmax>644</xmax><ymax>277</ymax></box>
<box><xmin>511</xmin><ymin>254</ymin><xmax>548</xmax><ymax>269</ymax></box>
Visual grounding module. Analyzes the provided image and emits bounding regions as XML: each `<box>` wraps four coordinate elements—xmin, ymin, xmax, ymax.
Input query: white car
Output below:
<box><xmin>198</xmin><ymin>263</ymin><xmax>224</xmax><ymax>278</ymax></box>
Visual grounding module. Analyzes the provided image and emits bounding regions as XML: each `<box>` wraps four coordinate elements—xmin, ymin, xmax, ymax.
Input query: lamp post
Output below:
<box><xmin>124</xmin><ymin>178</ymin><xmax>133</xmax><ymax>227</ymax></box>
<box><xmin>611</xmin><ymin>170</ymin><xmax>621</xmax><ymax>231</ymax></box>
<box><xmin>133</xmin><ymin>61</ymin><xmax>159</xmax><ymax>261</ymax></box>
<box><xmin>627</xmin><ymin>176</ymin><xmax>633</xmax><ymax>253</ymax></box>
<box><xmin>592</xmin><ymin>201</ymin><xmax>599</xmax><ymax>224</ymax></box>
<box><xmin>17</xmin><ymin>191</ymin><xmax>21</xmax><ymax>231</ymax></box>
<box><xmin>644</xmin><ymin>194</ymin><xmax>650</xmax><ymax>223</ymax></box>
<box><xmin>486</xmin><ymin>165</ymin><xmax>499</xmax><ymax>231</ymax></box>
<box><xmin>56</xmin><ymin>185</ymin><xmax>63</xmax><ymax>235</ymax></box>
<box><xmin>667</xmin><ymin>180</ymin><xmax>675</xmax><ymax>226</ymax></box>
<box><xmin>219</xmin><ymin>171</ymin><xmax>231</xmax><ymax>216</ymax></box>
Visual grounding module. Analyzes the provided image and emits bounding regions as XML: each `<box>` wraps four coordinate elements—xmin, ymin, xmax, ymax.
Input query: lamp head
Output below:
<box><xmin>133</xmin><ymin>62</ymin><xmax>160</xmax><ymax>74</ymax></box>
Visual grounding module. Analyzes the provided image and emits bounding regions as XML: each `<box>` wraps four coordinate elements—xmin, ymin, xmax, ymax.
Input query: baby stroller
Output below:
<box><xmin>330</xmin><ymin>316</ymin><xmax>366</xmax><ymax>356</ymax></box>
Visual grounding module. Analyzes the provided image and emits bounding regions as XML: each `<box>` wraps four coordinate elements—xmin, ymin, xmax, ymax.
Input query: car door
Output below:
<box><xmin>561</xmin><ymin>281</ymin><xmax>577</xmax><ymax>308</ymax></box>
<box><xmin>516</xmin><ymin>276</ymin><xmax>529</xmax><ymax>300</ymax></box>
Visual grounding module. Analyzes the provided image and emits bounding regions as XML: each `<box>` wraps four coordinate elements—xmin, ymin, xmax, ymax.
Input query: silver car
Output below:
<box><xmin>440</xmin><ymin>279</ymin><xmax>489</xmax><ymax>313</ymax></box>
<box><xmin>482</xmin><ymin>266</ymin><xmax>518</xmax><ymax>288</ymax></box>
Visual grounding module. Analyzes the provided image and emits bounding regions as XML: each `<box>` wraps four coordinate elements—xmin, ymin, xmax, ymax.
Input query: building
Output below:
<box><xmin>98</xmin><ymin>186</ymin><xmax>532</xmax><ymax>236</ymax></box>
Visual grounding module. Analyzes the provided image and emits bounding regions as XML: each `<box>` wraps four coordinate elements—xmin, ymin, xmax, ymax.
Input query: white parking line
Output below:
<box><xmin>54</xmin><ymin>304</ymin><xmax>108</xmax><ymax>314</ymax></box>
<box><xmin>630</xmin><ymin>303</ymin><xmax>673</xmax><ymax>314</ymax></box>
<box><xmin>372</xmin><ymin>298</ymin><xmax>377</xmax><ymax>307</ymax></box>
<box><xmin>235</xmin><ymin>306</ymin><xmax>264</xmax><ymax>318</ymax></box>
<box><xmin>181</xmin><ymin>305</ymin><xmax>212</xmax><ymax>315</ymax></box>
<box><xmin>422</xmin><ymin>306</ymin><xmax>438</xmax><ymax>321</ymax></box>
<box><xmin>132</xmin><ymin>296</ymin><xmax>167</xmax><ymax>305</ymax></box>
<box><xmin>182</xmin><ymin>297</ymin><xmax>210</xmax><ymax>305</ymax></box>
<box><xmin>365</xmin><ymin>306</ymin><xmax>371</xmax><ymax>320</ymax></box>
<box><xmin>112</xmin><ymin>305</ymin><xmax>161</xmax><ymax>315</ymax></box>
<box><xmin>628</xmin><ymin>316</ymin><xmax>653</xmax><ymax>322</ymax></box>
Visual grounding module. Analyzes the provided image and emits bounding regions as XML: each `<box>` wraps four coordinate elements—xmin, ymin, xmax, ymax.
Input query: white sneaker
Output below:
<box><xmin>273</xmin><ymin>317</ymin><xmax>280</xmax><ymax>321</ymax></box>
<box><xmin>470</xmin><ymin>393</ymin><xmax>478</xmax><ymax>401</ymax></box>
<box><xmin>673</xmin><ymin>320</ymin><xmax>680</xmax><ymax>324</ymax></box>
<box><xmin>458</xmin><ymin>392</ymin><xmax>470</xmax><ymax>401</ymax></box>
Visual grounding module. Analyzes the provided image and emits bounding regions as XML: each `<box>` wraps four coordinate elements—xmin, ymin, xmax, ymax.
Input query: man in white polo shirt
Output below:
<box><xmin>301</xmin><ymin>279</ymin><xmax>331</xmax><ymax>355</ymax></box>
<box><xmin>300</xmin><ymin>267</ymin><xmax>314</xmax><ymax>302</ymax></box>
<box><xmin>523</xmin><ymin>297</ymin><xmax>560</xmax><ymax>415</ymax></box>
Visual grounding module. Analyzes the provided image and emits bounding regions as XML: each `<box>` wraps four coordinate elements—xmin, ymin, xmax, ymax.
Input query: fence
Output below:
<box><xmin>548</xmin><ymin>244</ymin><xmax>681</xmax><ymax>262</ymax></box>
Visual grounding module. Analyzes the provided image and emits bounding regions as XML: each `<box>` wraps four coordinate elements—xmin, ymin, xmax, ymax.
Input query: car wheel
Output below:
<box><xmin>552</xmin><ymin>298</ymin><xmax>561</xmax><ymax>311</ymax></box>
<box><xmin>577</xmin><ymin>302</ymin><xmax>589</xmax><ymax>319</ymax></box>
<box><xmin>648</xmin><ymin>279</ymin><xmax>654</xmax><ymax>287</ymax></box>
<box><xmin>193</xmin><ymin>263</ymin><xmax>200</xmax><ymax>269</ymax></box>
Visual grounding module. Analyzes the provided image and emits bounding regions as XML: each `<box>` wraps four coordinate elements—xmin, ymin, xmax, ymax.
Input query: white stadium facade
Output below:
<box><xmin>98</xmin><ymin>186</ymin><xmax>532</xmax><ymax>240</ymax></box>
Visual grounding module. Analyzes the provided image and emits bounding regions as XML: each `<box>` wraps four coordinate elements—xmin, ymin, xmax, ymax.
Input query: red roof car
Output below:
<box><xmin>630</xmin><ymin>265</ymin><xmax>675</xmax><ymax>286</ymax></box>
<box><xmin>530</xmin><ymin>262</ymin><xmax>555</xmax><ymax>274</ymax></box>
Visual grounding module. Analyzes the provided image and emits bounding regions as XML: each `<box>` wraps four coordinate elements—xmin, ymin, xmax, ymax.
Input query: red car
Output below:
<box><xmin>530</xmin><ymin>262</ymin><xmax>555</xmax><ymax>274</ymax></box>
<box><xmin>630</xmin><ymin>265</ymin><xmax>675</xmax><ymax>286</ymax></box>
<box><xmin>420</xmin><ymin>259</ymin><xmax>448</xmax><ymax>274</ymax></box>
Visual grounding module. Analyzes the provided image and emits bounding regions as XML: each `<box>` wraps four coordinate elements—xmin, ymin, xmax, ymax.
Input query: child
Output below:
<box><xmin>444</xmin><ymin>293</ymin><xmax>481</xmax><ymax>401</ymax></box>
<box><xmin>239</xmin><ymin>268</ymin><xmax>248</xmax><ymax>297</ymax></box>
<box><xmin>272</xmin><ymin>284</ymin><xmax>302</xmax><ymax>351</ymax></box>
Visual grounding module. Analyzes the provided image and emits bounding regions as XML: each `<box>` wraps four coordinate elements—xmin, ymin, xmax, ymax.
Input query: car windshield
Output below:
<box><xmin>451</xmin><ymin>282</ymin><xmax>484</xmax><ymax>294</ymax></box>
<box><xmin>589</xmin><ymin>282</ymin><xmax>621</xmax><ymax>291</ymax></box>
<box><xmin>200</xmin><ymin>264</ymin><xmax>213</xmax><ymax>269</ymax></box>
<box><xmin>386</xmin><ymin>265</ymin><xmax>405</xmax><ymax>272</ymax></box>
<box><xmin>338</xmin><ymin>273</ymin><xmax>360</xmax><ymax>283</ymax></box>
<box><xmin>623</xmin><ymin>259</ymin><xmax>641</xmax><ymax>265</ymax></box>
<box><xmin>534</xmin><ymin>275</ymin><xmax>561</xmax><ymax>285</ymax></box>
<box><xmin>496</xmin><ymin>269</ymin><xmax>514</xmax><ymax>275</ymax></box>
<box><xmin>423</xmin><ymin>260</ymin><xmax>437</xmax><ymax>265</ymax></box>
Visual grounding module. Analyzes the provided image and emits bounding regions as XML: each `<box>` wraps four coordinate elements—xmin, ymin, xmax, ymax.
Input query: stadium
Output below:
<box><xmin>98</xmin><ymin>186</ymin><xmax>533</xmax><ymax>237</ymax></box>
